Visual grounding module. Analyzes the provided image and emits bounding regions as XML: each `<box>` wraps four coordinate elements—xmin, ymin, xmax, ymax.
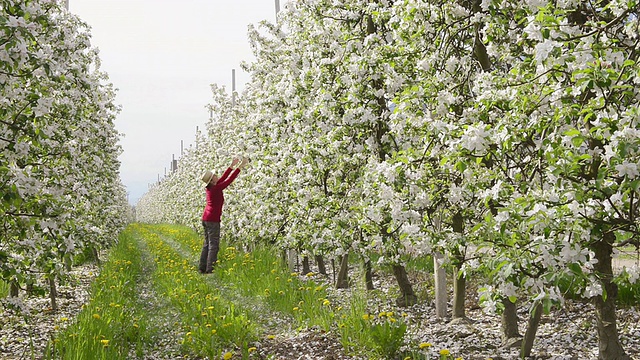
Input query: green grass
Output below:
<box><xmin>46</xmin><ymin>226</ymin><xmax>152</xmax><ymax>360</ymax></box>
<box><xmin>35</xmin><ymin>223</ymin><xmax>475</xmax><ymax>359</ymax></box>
<box><xmin>135</xmin><ymin>223</ymin><xmax>258</xmax><ymax>359</ymax></box>
<box><xmin>150</xmin><ymin>223</ymin><xmax>421</xmax><ymax>359</ymax></box>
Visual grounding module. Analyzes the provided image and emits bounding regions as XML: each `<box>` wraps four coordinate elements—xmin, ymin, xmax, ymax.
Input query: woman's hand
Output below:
<box><xmin>238</xmin><ymin>156</ymin><xmax>250</xmax><ymax>169</ymax></box>
<box><xmin>231</xmin><ymin>157</ymin><xmax>241</xmax><ymax>168</ymax></box>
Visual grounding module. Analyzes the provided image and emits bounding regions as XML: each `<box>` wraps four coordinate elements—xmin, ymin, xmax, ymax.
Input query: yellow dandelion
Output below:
<box><xmin>211</xmin><ymin>329</ymin><xmax>217</xmax><ymax>334</ymax></box>
<box><xmin>322</xmin><ymin>299</ymin><xmax>331</xmax><ymax>306</ymax></box>
<box><xmin>440</xmin><ymin>349</ymin><xmax>450</xmax><ymax>356</ymax></box>
<box><xmin>248</xmin><ymin>347</ymin><xmax>257</xmax><ymax>353</ymax></box>
<box><xmin>223</xmin><ymin>351</ymin><xmax>233</xmax><ymax>360</ymax></box>
<box><xmin>267</xmin><ymin>335</ymin><xmax>276</xmax><ymax>340</ymax></box>
<box><xmin>92</xmin><ymin>314</ymin><xmax>101</xmax><ymax>320</ymax></box>
<box><xmin>100</xmin><ymin>339</ymin><xmax>109</xmax><ymax>347</ymax></box>
<box><xmin>419</xmin><ymin>342</ymin><xmax>432</xmax><ymax>349</ymax></box>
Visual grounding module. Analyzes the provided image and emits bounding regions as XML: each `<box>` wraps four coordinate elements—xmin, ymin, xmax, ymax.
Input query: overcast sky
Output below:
<box><xmin>69</xmin><ymin>0</ymin><xmax>277</xmax><ymax>205</ymax></box>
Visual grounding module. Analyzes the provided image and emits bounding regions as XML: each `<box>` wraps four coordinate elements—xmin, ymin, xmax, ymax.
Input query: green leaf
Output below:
<box><xmin>568</xmin><ymin>263</ymin><xmax>583</xmax><ymax>276</ymax></box>
<box><xmin>571</xmin><ymin>136</ymin><xmax>584</xmax><ymax>147</ymax></box>
<box><xmin>455</xmin><ymin>161</ymin><xmax>466</xmax><ymax>172</ymax></box>
<box><xmin>564</xmin><ymin>129</ymin><xmax>580</xmax><ymax>137</ymax></box>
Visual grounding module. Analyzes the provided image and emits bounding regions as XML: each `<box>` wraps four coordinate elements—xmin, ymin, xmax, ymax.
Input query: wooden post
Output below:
<box><xmin>287</xmin><ymin>249</ymin><xmax>297</xmax><ymax>272</ymax></box>
<box><xmin>232</xmin><ymin>69</ymin><xmax>236</xmax><ymax>107</ymax></box>
<box><xmin>434</xmin><ymin>252</ymin><xmax>447</xmax><ymax>319</ymax></box>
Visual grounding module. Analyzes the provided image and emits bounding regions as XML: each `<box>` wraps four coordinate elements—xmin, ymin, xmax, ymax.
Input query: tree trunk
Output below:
<box><xmin>335</xmin><ymin>254</ymin><xmax>350</xmax><ymax>289</ymax></box>
<box><xmin>590</xmin><ymin>232</ymin><xmax>630</xmax><ymax>360</ymax></box>
<box><xmin>452</xmin><ymin>264</ymin><xmax>466</xmax><ymax>319</ymax></box>
<box><xmin>502</xmin><ymin>297</ymin><xmax>521</xmax><ymax>347</ymax></box>
<box><xmin>520</xmin><ymin>301</ymin><xmax>543</xmax><ymax>358</ymax></box>
<box><xmin>92</xmin><ymin>247</ymin><xmax>100</xmax><ymax>265</ymax></box>
<box><xmin>451</xmin><ymin>213</ymin><xmax>466</xmax><ymax>319</ymax></box>
<box><xmin>315</xmin><ymin>255</ymin><xmax>327</xmax><ymax>275</ymax></box>
<box><xmin>364</xmin><ymin>260</ymin><xmax>374</xmax><ymax>290</ymax></box>
<box><xmin>393</xmin><ymin>265</ymin><xmax>417</xmax><ymax>307</ymax></box>
<box><xmin>49</xmin><ymin>276</ymin><xmax>58</xmax><ymax>311</ymax></box>
<box><xmin>302</xmin><ymin>256</ymin><xmax>311</xmax><ymax>275</ymax></box>
<box><xmin>10</xmin><ymin>281</ymin><xmax>19</xmax><ymax>297</ymax></box>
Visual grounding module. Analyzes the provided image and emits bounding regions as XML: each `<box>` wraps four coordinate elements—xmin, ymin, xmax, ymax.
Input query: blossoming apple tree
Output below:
<box><xmin>1</xmin><ymin>0</ymin><xmax>129</xmax><ymax>308</ymax></box>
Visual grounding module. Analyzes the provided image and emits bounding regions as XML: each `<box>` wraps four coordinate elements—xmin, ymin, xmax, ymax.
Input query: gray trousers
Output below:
<box><xmin>199</xmin><ymin>221</ymin><xmax>221</xmax><ymax>273</ymax></box>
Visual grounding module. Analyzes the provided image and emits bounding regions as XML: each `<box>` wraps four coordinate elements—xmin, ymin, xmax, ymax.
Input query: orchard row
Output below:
<box><xmin>136</xmin><ymin>1</ymin><xmax>640</xmax><ymax>359</ymax></box>
<box><xmin>1</xmin><ymin>1</ymin><xmax>130</xmax><ymax>309</ymax></box>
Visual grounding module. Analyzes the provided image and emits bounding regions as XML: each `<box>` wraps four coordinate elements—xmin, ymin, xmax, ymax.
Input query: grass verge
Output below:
<box><xmin>45</xmin><ymin>226</ymin><xmax>151</xmax><ymax>360</ymax></box>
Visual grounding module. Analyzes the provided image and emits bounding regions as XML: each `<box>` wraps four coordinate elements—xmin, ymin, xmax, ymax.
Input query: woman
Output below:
<box><xmin>199</xmin><ymin>156</ymin><xmax>249</xmax><ymax>273</ymax></box>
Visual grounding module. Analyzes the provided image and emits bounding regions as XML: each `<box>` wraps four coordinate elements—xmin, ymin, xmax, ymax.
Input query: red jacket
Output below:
<box><xmin>202</xmin><ymin>167</ymin><xmax>240</xmax><ymax>222</ymax></box>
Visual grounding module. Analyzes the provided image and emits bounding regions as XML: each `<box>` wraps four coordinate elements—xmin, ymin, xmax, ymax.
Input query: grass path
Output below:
<box><xmin>128</xmin><ymin>229</ymin><xmax>187</xmax><ymax>359</ymax></box>
<box><xmin>146</xmin><ymin>226</ymin><xmax>299</xmax><ymax>337</ymax></box>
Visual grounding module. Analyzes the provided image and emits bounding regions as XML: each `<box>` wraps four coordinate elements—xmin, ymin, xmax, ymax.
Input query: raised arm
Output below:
<box><xmin>217</xmin><ymin>157</ymin><xmax>241</xmax><ymax>183</ymax></box>
<box><xmin>215</xmin><ymin>156</ymin><xmax>248</xmax><ymax>190</ymax></box>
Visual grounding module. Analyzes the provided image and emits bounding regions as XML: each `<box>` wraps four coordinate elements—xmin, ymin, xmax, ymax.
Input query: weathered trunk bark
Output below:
<box><xmin>315</xmin><ymin>255</ymin><xmax>327</xmax><ymax>275</ymax></box>
<box><xmin>92</xmin><ymin>247</ymin><xmax>100</xmax><ymax>265</ymax></box>
<box><xmin>10</xmin><ymin>281</ymin><xmax>19</xmax><ymax>297</ymax></box>
<box><xmin>335</xmin><ymin>254</ymin><xmax>350</xmax><ymax>289</ymax></box>
<box><xmin>502</xmin><ymin>297</ymin><xmax>521</xmax><ymax>347</ymax></box>
<box><xmin>452</xmin><ymin>265</ymin><xmax>466</xmax><ymax>319</ymax></box>
<box><xmin>49</xmin><ymin>276</ymin><xmax>58</xmax><ymax>311</ymax></box>
<box><xmin>451</xmin><ymin>213</ymin><xmax>466</xmax><ymax>319</ymax></box>
<box><xmin>590</xmin><ymin>232</ymin><xmax>630</xmax><ymax>360</ymax></box>
<box><xmin>393</xmin><ymin>265</ymin><xmax>417</xmax><ymax>307</ymax></box>
<box><xmin>520</xmin><ymin>301</ymin><xmax>543</xmax><ymax>358</ymax></box>
<box><xmin>302</xmin><ymin>256</ymin><xmax>311</xmax><ymax>275</ymax></box>
<box><xmin>364</xmin><ymin>260</ymin><xmax>374</xmax><ymax>290</ymax></box>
